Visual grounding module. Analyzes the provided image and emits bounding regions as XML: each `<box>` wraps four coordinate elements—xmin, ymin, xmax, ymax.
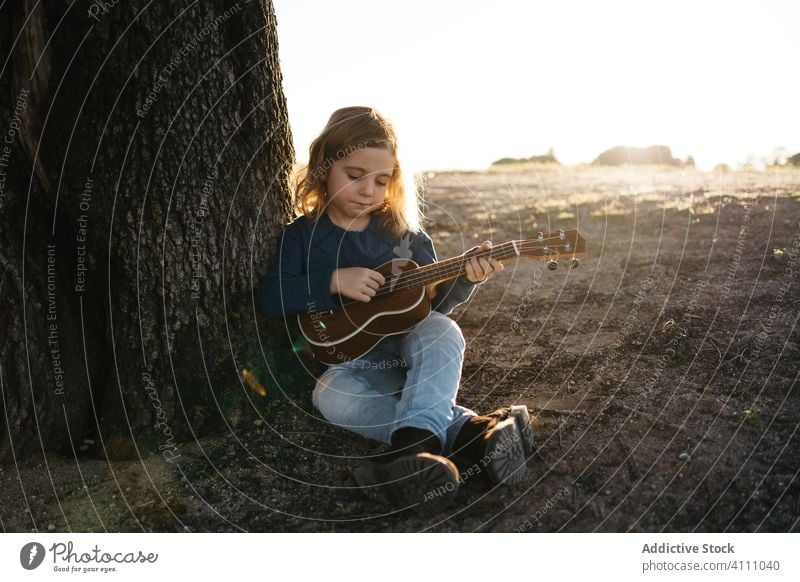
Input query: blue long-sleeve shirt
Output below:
<box><xmin>259</xmin><ymin>211</ymin><xmax>483</xmax><ymax>321</ymax></box>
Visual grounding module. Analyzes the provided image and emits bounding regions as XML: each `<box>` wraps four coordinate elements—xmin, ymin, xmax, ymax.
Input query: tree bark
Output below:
<box><xmin>0</xmin><ymin>0</ymin><xmax>296</xmax><ymax>462</ymax></box>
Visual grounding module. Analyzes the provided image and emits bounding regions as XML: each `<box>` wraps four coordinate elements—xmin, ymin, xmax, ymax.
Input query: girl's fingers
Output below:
<box><xmin>371</xmin><ymin>271</ymin><xmax>386</xmax><ymax>285</ymax></box>
<box><xmin>365</xmin><ymin>270</ymin><xmax>385</xmax><ymax>290</ymax></box>
<box><xmin>466</xmin><ymin>253</ymin><xmax>504</xmax><ymax>282</ymax></box>
<box><xmin>465</xmin><ymin>260</ymin><xmax>479</xmax><ymax>281</ymax></box>
<box><xmin>463</xmin><ymin>245</ymin><xmax>503</xmax><ymax>283</ymax></box>
<box><xmin>470</xmin><ymin>258</ymin><xmax>486</xmax><ymax>280</ymax></box>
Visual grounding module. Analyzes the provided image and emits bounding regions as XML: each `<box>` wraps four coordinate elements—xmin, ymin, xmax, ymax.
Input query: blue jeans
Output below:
<box><xmin>312</xmin><ymin>311</ymin><xmax>477</xmax><ymax>456</ymax></box>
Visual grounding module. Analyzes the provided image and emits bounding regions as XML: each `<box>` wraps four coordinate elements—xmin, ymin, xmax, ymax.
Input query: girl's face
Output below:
<box><xmin>324</xmin><ymin>146</ymin><xmax>395</xmax><ymax>231</ymax></box>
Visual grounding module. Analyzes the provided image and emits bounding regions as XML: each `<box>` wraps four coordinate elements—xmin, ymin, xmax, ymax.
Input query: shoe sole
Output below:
<box><xmin>508</xmin><ymin>404</ymin><xmax>535</xmax><ymax>455</ymax></box>
<box><xmin>484</xmin><ymin>417</ymin><xmax>528</xmax><ymax>485</ymax></box>
<box><xmin>353</xmin><ymin>452</ymin><xmax>460</xmax><ymax>515</ymax></box>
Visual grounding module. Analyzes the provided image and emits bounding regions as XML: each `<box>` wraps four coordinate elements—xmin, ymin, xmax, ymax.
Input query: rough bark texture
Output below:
<box><xmin>1</xmin><ymin>0</ymin><xmax>296</xmax><ymax>462</ymax></box>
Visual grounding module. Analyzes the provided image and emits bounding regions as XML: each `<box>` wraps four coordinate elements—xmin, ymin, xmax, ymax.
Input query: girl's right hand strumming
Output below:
<box><xmin>330</xmin><ymin>268</ymin><xmax>386</xmax><ymax>302</ymax></box>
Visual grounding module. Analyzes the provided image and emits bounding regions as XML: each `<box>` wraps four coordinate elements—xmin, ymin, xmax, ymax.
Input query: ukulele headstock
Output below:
<box><xmin>517</xmin><ymin>229</ymin><xmax>587</xmax><ymax>262</ymax></box>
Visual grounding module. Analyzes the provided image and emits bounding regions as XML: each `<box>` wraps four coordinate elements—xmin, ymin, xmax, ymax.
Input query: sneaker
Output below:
<box><xmin>452</xmin><ymin>405</ymin><xmax>535</xmax><ymax>485</ymax></box>
<box><xmin>491</xmin><ymin>405</ymin><xmax>536</xmax><ymax>455</ymax></box>
<box><xmin>353</xmin><ymin>427</ymin><xmax>460</xmax><ymax>514</ymax></box>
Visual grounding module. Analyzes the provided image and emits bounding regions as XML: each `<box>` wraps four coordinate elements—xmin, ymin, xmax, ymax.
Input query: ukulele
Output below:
<box><xmin>298</xmin><ymin>229</ymin><xmax>587</xmax><ymax>365</ymax></box>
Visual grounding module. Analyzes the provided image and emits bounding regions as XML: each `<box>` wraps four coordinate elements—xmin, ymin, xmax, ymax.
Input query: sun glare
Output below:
<box><xmin>274</xmin><ymin>0</ymin><xmax>800</xmax><ymax>171</ymax></box>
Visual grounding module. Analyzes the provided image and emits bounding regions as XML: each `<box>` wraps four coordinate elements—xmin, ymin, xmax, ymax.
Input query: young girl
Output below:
<box><xmin>259</xmin><ymin>106</ymin><xmax>535</xmax><ymax>514</ymax></box>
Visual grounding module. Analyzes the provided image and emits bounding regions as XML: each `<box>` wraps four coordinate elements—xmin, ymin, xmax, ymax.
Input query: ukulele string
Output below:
<box><xmin>372</xmin><ymin>242</ymin><xmax>517</xmax><ymax>297</ymax></box>
<box><xmin>372</xmin><ymin>236</ymin><xmax>574</xmax><ymax>298</ymax></box>
<box><xmin>385</xmin><ymin>239</ymin><xmax>573</xmax><ymax>293</ymax></box>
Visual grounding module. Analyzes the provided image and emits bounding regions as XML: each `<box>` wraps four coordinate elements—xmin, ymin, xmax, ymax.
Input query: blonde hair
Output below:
<box><xmin>292</xmin><ymin>106</ymin><xmax>422</xmax><ymax>237</ymax></box>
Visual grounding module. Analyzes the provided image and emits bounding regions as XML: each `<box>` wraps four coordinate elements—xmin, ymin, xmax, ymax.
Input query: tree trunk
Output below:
<box><xmin>0</xmin><ymin>0</ymin><xmax>296</xmax><ymax>462</ymax></box>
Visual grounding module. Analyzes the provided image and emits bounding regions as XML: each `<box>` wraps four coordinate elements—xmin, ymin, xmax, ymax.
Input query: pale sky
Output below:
<box><xmin>273</xmin><ymin>0</ymin><xmax>800</xmax><ymax>171</ymax></box>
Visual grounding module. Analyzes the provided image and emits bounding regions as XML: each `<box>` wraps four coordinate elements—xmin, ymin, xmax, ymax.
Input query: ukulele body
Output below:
<box><xmin>297</xmin><ymin>258</ymin><xmax>432</xmax><ymax>365</ymax></box>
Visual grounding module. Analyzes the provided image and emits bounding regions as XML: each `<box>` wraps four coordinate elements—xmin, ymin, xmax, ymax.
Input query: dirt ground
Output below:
<box><xmin>2</xmin><ymin>166</ymin><xmax>799</xmax><ymax>532</ymax></box>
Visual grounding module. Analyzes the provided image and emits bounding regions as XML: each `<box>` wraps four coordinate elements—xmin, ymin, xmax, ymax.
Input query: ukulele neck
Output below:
<box><xmin>392</xmin><ymin>241</ymin><xmax>521</xmax><ymax>290</ymax></box>
<box><xmin>380</xmin><ymin>230</ymin><xmax>586</xmax><ymax>294</ymax></box>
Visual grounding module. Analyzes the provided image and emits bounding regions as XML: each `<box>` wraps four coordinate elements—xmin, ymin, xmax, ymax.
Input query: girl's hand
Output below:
<box><xmin>330</xmin><ymin>267</ymin><xmax>386</xmax><ymax>302</ymax></box>
<box><xmin>464</xmin><ymin>241</ymin><xmax>504</xmax><ymax>283</ymax></box>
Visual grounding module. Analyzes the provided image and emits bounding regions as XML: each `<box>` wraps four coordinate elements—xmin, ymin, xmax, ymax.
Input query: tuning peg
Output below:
<box><xmin>547</xmin><ymin>260</ymin><xmax>558</xmax><ymax>271</ymax></box>
<box><xmin>571</xmin><ymin>258</ymin><xmax>580</xmax><ymax>269</ymax></box>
